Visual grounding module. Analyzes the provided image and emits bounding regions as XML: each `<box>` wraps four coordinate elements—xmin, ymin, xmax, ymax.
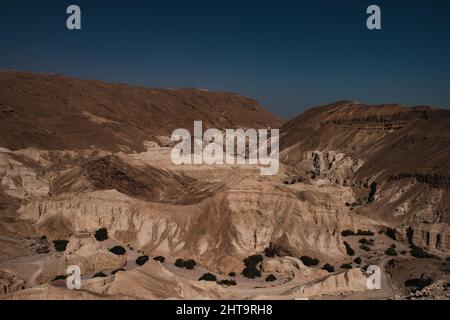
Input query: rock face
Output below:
<box><xmin>0</xmin><ymin>73</ymin><xmax>449</xmax><ymax>300</ymax></box>
<box><xmin>280</xmin><ymin>101</ymin><xmax>450</xmax><ymax>249</ymax></box>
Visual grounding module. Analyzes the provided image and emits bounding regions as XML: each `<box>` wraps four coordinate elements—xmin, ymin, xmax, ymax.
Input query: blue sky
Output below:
<box><xmin>1</xmin><ymin>0</ymin><xmax>450</xmax><ymax>117</ymax></box>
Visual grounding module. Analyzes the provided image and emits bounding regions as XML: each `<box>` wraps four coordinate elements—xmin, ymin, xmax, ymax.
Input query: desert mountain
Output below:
<box><xmin>0</xmin><ymin>73</ymin><xmax>448</xmax><ymax>300</ymax></box>
<box><xmin>0</xmin><ymin>71</ymin><xmax>280</xmax><ymax>152</ymax></box>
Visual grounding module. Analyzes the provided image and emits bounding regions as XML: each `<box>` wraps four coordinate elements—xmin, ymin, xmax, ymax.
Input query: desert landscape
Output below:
<box><xmin>0</xmin><ymin>70</ymin><xmax>449</xmax><ymax>300</ymax></box>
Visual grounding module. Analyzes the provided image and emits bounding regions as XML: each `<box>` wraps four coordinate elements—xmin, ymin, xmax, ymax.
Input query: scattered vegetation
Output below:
<box><xmin>341</xmin><ymin>263</ymin><xmax>352</xmax><ymax>269</ymax></box>
<box><xmin>175</xmin><ymin>258</ymin><xmax>197</xmax><ymax>269</ymax></box>
<box><xmin>53</xmin><ymin>240</ymin><xmax>69</xmax><ymax>252</ymax></box>
<box><xmin>109</xmin><ymin>246</ymin><xmax>126</xmax><ymax>255</ymax></box>
<box><xmin>199</xmin><ymin>273</ymin><xmax>217</xmax><ymax>282</ymax></box>
<box><xmin>242</xmin><ymin>254</ymin><xmax>263</xmax><ymax>279</ymax></box>
<box><xmin>153</xmin><ymin>256</ymin><xmax>165</xmax><ymax>263</ymax></box>
<box><xmin>353</xmin><ymin>257</ymin><xmax>362</xmax><ymax>264</ymax></box>
<box><xmin>343</xmin><ymin>241</ymin><xmax>355</xmax><ymax>256</ymax></box>
<box><xmin>228</xmin><ymin>272</ymin><xmax>236</xmax><ymax>277</ymax></box>
<box><xmin>299</xmin><ymin>255</ymin><xmax>320</xmax><ymax>266</ymax></box>
<box><xmin>400</xmin><ymin>250</ymin><xmax>408</xmax><ymax>255</ymax></box>
<box><xmin>385</xmin><ymin>247</ymin><xmax>397</xmax><ymax>256</ymax></box>
<box><xmin>94</xmin><ymin>228</ymin><xmax>108</xmax><ymax>241</ymax></box>
<box><xmin>265</xmin><ymin>274</ymin><xmax>277</xmax><ymax>282</ymax></box>
<box><xmin>358</xmin><ymin>238</ymin><xmax>374</xmax><ymax>245</ymax></box>
<box><xmin>410</xmin><ymin>245</ymin><xmax>438</xmax><ymax>259</ymax></box>
<box><xmin>321</xmin><ymin>263</ymin><xmax>335</xmax><ymax>273</ymax></box>
<box><xmin>359</xmin><ymin>245</ymin><xmax>371</xmax><ymax>252</ymax></box>
<box><xmin>218</xmin><ymin>279</ymin><xmax>237</xmax><ymax>286</ymax></box>
<box><xmin>135</xmin><ymin>255</ymin><xmax>149</xmax><ymax>266</ymax></box>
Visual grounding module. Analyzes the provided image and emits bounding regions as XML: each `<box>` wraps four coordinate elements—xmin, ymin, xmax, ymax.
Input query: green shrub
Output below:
<box><xmin>410</xmin><ymin>245</ymin><xmax>437</xmax><ymax>259</ymax></box>
<box><xmin>343</xmin><ymin>241</ymin><xmax>355</xmax><ymax>256</ymax></box>
<box><xmin>341</xmin><ymin>230</ymin><xmax>355</xmax><ymax>237</ymax></box>
<box><xmin>218</xmin><ymin>279</ymin><xmax>237</xmax><ymax>286</ymax></box>
<box><xmin>321</xmin><ymin>263</ymin><xmax>335</xmax><ymax>272</ymax></box>
<box><xmin>242</xmin><ymin>266</ymin><xmax>261</xmax><ymax>279</ymax></box>
<box><xmin>300</xmin><ymin>256</ymin><xmax>320</xmax><ymax>266</ymax></box>
<box><xmin>174</xmin><ymin>258</ymin><xmax>196</xmax><ymax>269</ymax></box>
<box><xmin>353</xmin><ymin>257</ymin><xmax>362</xmax><ymax>264</ymax></box>
<box><xmin>136</xmin><ymin>255</ymin><xmax>149</xmax><ymax>266</ymax></box>
<box><xmin>199</xmin><ymin>273</ymin><xmax>217</xmax><ymax>282</ymax></box>
<box><xmin>356</xmin><ymin>230</ymin><xmax>374</xmax><ymax>236</ymax></box>
<box><xmin>265</xmin><ymin>274</ymin><xmax>277</xmax><ymax>282</ymax></box>
<box><xmin>360</xmin><ymin>245</ymin><xmax>371</xmax><ymax>252</ymax></box>
<box><xmin>341</xmin><ymin>263</ymin><xmax>352</xmax><ymax>269</ymax></box>
<box><xmin>94</xmin><ymin>228</ymin><xmax>108</xmax><ymax>241</ymax></box>
<box><xmin>184</xmin><ymin>259</ymin><xmax>196</xmax><ymax>270</ymax></box>
<box><xmin>243</xmin><ymin>254</ymin><xmax>263</xmax><ymax>267</ymax></box>
<box><xmin>228</xmin><ymin>272</ymin><xmax>236</xmax><ymax>277</ymax></box>
<box><xmin>109</xmin><ymin>246</ymin><xmax>126</xmax><ymax>255</ymax></box>
<box><xmin>358</xmin><ymin>238</ymin><xmax>374</xmax><ymax>245</ymax></box>
<box><xmin>53</xmin><ymin>240</ymin><xmax>69</xmax><ymax>252</ymax></box>
<box><xmin>153</xmin><ymin>256</ymin><xmax>165</xmax><ymax>263</ymax></box>
<box><xmin>385</xmin><ymin>247</ymin><xmax>397</xmax><ymax>256</ymax></box>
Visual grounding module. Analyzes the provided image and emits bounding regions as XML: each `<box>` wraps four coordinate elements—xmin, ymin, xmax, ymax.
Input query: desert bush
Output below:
<box><xmin>343</xmin><ymin>241</ymin><xmax>355</xmax><ymax>256</ymax></box>
<box><xmin>94</xmin><ymin>228</ymin><xmax>108</xmax><ymax>241</ymax></box>
<box><xmin>341</xmin><ymin>263</ymin><xmax>352</xmax><ymax>269</ymax></box>
<box><xmin>353</xmin><ymin>257</ymin><xmax>362</xmax><ymax>264</ymax></box>
<box><xmin>385</xmin><ymin>247</ymin><xmax>397</xmax><ymax>256</ymax></box>
<box><xmin>199</xmin><ymin>273</ymin><xmax>217</xmax><ymax>282</ymax></box>
<box><xmin>243</xmin><ymin>254</ymin><xmax>263</xmax><ymax>267</ymax></box>
<box><xmin>136</xmin><ymin>255</ymin><xmax>149</xmax><ymax>266</ymax></box>
<box><xmin>93</xmin><ymin>271</ymin><xmax>107</xmax><ymax>278</ymax></box>
<box><xmin>321</xmin><ymin>264</ymin><xmax>335</xmax><ymax>273</ymax></box>
<box><xmin>341</xmin><ymin>230</ymin><xmax>355</xmax><ymax>237</ymax></box>
<box><xmin>184</xmin><ymin>259</ymin><xmax>196</xmax><ymax>270</ymax></box>
<box><xmin>410</xmin><ymin>245</ymin><xmax>437</xmax><ymax>259</ymax></box>
<box><xmin>218</xmin><ymin>279</ymin><xmax>237</xmax><ymax>286</ymax></box>
<box><xmin>175</xmin><ymin>259</ymin><xmax>185</xmax><ymax>268</ymax></box>
<box><xmin>356</xmin><ymin>230</ymin><xmax>374</xmax><ymax>236</ymax></box>
<box><xmin>265</xmin><ymin>274</ymin><xmax>277</xmax><ymax>282</ymax></box>
<box><xmin>405</xmin><ymin>276</ymin><xmax>434</xmax><ymax>291</ymax></box>
<box><xmin>242</xmin><ymin>266</ymin><xmax>262</xmax><ymax>279</ymax></box>
<box><xmin>109</xmin><ymin>246</ymin><xmax>126</xmax><ymax>255</ymax></box>
<box><xmin>358</xmin><ymin>238</ymin><xmax>374</xmax><ymax>246</ymax></box>
<box><xmin>174</xmin><ymin>258</ymin><xmax>196</xmax><ymax>269</ymax></box>
<box><xmin>153</xmin><ymin>256</ymin><xmax>165</xmax><ymax>263</ymax></box>
<box><xmin>53</xmin><ymin>240</ymin><xmax>69</xmax><ymax>252</ymax></box>
<box><xmin>360</xmin><ymin>245</ymin><xmax>371</xmax><ymax>252</ymax></box>
<box><xmin>299</xmin><ymin>256</ymin><xmax>320</xmax><ymax>266</ymax></box>
<box><xmin>400</xmin><ymin>250</ymin><xmax>407</xmax><ymax>255</ymax></box>
<box><xmin>228</xmin><ymin>272</ymin><xmax>236</xmax><ymax>277</ymax></box>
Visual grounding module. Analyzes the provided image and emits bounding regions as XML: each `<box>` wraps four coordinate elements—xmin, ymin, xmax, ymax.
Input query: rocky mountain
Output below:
<box><xmin>0</xmin><ymin>73</ymin><xmax>448</xmax><ymax>300</ymax></box>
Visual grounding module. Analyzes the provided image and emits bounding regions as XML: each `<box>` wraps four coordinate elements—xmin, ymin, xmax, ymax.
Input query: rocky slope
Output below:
<box><xmin>0</xmin><ymin>73</ymin><xmax>448</xmax><ymax>300</ymax></box>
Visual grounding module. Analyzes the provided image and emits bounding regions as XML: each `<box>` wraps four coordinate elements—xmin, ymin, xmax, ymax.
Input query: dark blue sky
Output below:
<box><xmin>1</xmin><ymin>0</ymin><xmax>450</xmax><ymax>117</ymax></box>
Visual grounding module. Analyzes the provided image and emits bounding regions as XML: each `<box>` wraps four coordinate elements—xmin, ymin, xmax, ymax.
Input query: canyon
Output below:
<box><xmin>0</xmin><ymin>71</ymin><xmax>449</xmax><ymax>300</ymax></box>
